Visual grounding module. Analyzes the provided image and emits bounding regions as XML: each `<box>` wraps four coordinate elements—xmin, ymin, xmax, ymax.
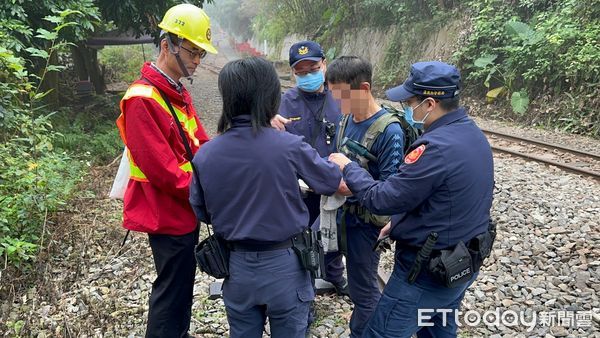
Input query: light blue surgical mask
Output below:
<box><xmin>295</xmin><ymin>70</ymin><xmax>324</xmax><ymax>92</ymax></box>
<box><xmin>404</xmin><ymin>100</ymin><xmax>431</xmax><ymax>130</ymax></box>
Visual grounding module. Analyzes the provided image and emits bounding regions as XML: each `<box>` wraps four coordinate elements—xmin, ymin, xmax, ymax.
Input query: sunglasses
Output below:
<box><xmin>179</xmin><ymin>45</ymin><xmax>207</xmax><ymax>60</ymax></box>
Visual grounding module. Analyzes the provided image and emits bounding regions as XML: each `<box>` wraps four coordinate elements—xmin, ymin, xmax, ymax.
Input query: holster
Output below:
<box><xmin>428</xmin><ymin>241</ymin><xmax>473</xmax><ymax>288</ymax></box>
<box><xmin>467</xmin><ymin>231</ymin><xmax>493</xmax><ymax>271</ymax></box>
<box><xmin>195</xmin><ymin>233</ymin><xmax>230</xmax><ymax>279</ymax></box>
<box><xmin>291</xmin><ymin>228</ymin><xmax>325</xmax><ymax>279</ymax></box>
<box><xmin>426</xmin><ymin>218</ymin><xmax>497</xmax><ymax>288</ymax></box>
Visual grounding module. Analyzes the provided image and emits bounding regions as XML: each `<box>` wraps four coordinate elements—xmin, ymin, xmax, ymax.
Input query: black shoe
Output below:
<box><xmin>332</xmin><ymin>277</ymin><xmax>349</xmax><ymax>296</ymax></box>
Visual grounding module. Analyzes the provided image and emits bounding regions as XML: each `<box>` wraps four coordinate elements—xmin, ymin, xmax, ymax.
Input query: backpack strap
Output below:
<box><xmin>336</xmin><ymin>114</ymin><xmax>351</xmax><ymax>153</ymax></box>
<box><xmin>380</xmin><ymin>104</ymin><xmax>422</xmax><ymax>155</ymax></box>
<box><xmin>361</xmin><ymin>112</ymin><xmax>401</xmax><ymax>154</ymax></box>
<box><xmin>337</xmin><ymin>111</ymin><xmax>401</xmax><ymax>170</ymax></box>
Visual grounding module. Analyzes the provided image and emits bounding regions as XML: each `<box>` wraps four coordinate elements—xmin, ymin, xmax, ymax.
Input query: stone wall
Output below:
<box><xmin>266</xmin><ymin>18</ymin><xmax>464</xmax><ymax>70</ymax></box>
<box><xmin>337</xmin><ymin>26</ymin><xmax>397</xmax><ymax>66</ymax></box>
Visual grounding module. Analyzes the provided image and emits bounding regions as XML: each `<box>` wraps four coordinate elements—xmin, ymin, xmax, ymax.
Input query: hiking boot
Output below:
<box><xmin>332</xmin><ymin>277</ymin><xmax>349</xmax><ymax>296</ymax></box>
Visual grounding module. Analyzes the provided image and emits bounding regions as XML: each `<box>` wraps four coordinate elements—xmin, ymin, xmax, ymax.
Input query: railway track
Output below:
<box><xmin>482</xmin><ymin>128</ymin><xmax>600</xmax><ymax>180</ymax></box>
<box><xmin>200</xmin><ymin>62</ymin><xmax>294</xmax><ymax>89</ymax></box>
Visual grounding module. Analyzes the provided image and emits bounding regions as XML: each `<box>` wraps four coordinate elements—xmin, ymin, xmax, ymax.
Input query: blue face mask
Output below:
<box><xmin>404</xmin><ymin>100</ymin><xmax>431</xmax><ymax>130</ymax></box>
<box><xmin>295</xmin><ymin>70</ymin><xmax>324</xmax><ymax>92</ymax></box>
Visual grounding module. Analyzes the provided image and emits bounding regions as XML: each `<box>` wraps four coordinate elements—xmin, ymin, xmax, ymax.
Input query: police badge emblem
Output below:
<box><xmin>405</xmin><ymin>144</ymin><xmax>426</xmax><ymax>164</ymax></box>
<box><xmin>298</xmin><ymin>46</ymin><xmax>309</xmax><ymax>55</ymax></box>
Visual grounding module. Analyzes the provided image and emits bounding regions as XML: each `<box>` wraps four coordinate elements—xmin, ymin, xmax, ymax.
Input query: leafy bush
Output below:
<box><xmin>52</xmin><ymin>95</ymin><xmax>122</xmax><ymax>164</ymax></box>
<box><xmin>0</xmin><ymin>140</ymin><xmax>84</xmax><ymax>268</ymax></box>
<box><xmin>457</xmin><ymin>0</ymin><xmax>600</xmax><ymax>130</ymax></box>
<box><xmin>99</xmin><ymin>44</ymin><xmax>153</xmax><ymax>84</ymax></box>
<box><xmin>0</xmin><ymin>10</ymin><xmax>95</xmax><ymax>268</ymax></box>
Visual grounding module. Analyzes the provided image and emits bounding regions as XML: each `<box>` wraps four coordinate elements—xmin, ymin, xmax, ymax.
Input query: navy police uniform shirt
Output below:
<box><xmin>189</xmin><ymin>115</ymin><xmax>341</xmax><ymax>243</ymax></box>
<box><xmin>279</xmin><ymin>86</ymin><xmax>341</xmax><ymax>157</ymax></box>
<box><xmin>342</xmin><ymin>107</ymin><xmax>494</xmax><ymax>248</ymax></box>
<box><xmin>338</xmin><ymin>108</ymin><xmax>404</xmax><ymax>228</ymax></box>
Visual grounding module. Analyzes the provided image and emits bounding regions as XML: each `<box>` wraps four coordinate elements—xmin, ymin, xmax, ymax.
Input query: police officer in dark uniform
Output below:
<box><xmin>189</xmin><ymin>57</ymin><xmax>341</xmax><ymax>338</ymax></box>
<box><xmin>271</xmin><ymin>40</ymin><xmax>347</xmax><ymax>294</ymax></box>
<box><xmin>329</xmin><ymin>61</ymin><xmax>495</xmax><ymax>338</ymax></box>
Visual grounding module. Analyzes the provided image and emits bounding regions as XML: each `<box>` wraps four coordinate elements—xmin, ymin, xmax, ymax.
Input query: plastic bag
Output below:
<box><xmin>108</xmin><ymin>147</ymin><xmax>130</xmax><ymax>199</ymax></box>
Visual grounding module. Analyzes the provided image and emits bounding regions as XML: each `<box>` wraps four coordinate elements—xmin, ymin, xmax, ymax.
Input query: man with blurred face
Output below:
<box><xmin>326</xmin><ymin>56</ymin><xmax>405</xmax><ymax>338</ymax></box>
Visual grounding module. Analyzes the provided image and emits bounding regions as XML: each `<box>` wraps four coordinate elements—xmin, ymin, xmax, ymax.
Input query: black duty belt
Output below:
<box><xmin>228</xmin><ymin>239</ymin><xmax>293</xmax><ymax>252</ymax></box>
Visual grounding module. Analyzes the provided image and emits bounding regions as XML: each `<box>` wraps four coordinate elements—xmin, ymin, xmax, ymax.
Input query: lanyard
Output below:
<box><xmin>299</xmin><ymin>92</ymin><xmax>328</xmax><ymax>147</ymax></box>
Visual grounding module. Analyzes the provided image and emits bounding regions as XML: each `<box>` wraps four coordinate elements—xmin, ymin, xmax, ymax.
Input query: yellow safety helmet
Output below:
<box><xmin>158</xmin><ymin>4</ymin><xmax>217</xmax><ymax>54</ymax></box>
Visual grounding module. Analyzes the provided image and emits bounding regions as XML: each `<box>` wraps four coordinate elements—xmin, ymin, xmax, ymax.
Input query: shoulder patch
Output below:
<box><xmin>404</xmin><ymin>144</ymin><xmax>426</xmax><ymax>164</ymax></box>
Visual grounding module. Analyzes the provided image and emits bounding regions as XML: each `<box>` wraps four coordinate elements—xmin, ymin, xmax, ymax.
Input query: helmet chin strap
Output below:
<box><xmin>165</xmin><ymin>34</ymin><xmax>193</xmax><ymax>84</ymax></box>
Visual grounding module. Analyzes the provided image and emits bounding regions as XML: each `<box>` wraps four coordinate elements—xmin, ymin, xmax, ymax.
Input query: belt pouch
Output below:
<box><xmin>195</xmin><ymin>233</ymin><xmax>230</xmax><ymax>279</ymax></box>
<box><xmin>429</xmin><ymin>241</ymin><xmax>473</xmax><ymax>288</ymax></box>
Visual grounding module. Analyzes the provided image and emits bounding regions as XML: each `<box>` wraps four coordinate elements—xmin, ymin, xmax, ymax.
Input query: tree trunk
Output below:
<box><xmin>71</xmin><ymin>44</ymin><xmax>89</xmax><ymax>80</ymax></box>
<box><xmin>71</xmin><ymin>44</ymin><xmax>106</xmax><ymax>95</ymax></box>
<box><xmin>40</xmin><ymin>48</ymin><xmax>59</xmax><ymax>107</ymax></box>
<box><xmin>86</xmin><ymin>48</ymin><xmax>105</xmax><ymax>95</ymax></box>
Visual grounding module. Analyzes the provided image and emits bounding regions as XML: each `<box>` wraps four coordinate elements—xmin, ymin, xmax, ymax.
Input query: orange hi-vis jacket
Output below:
<box><xmin>116</xmin><ymin>62</ymin><xmax>209</xmax><ymax>235</ymax></box>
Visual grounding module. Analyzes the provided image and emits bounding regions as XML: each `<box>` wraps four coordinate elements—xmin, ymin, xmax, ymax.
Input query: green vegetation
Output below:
<box><xmin>211</xmin><ymin>0</ymin><xmax>599</xmax><ymax>137</ymax></box>
<box><xmin>457</xmin><ymin>0</ymin><xmax>599</xmax><ymax>134</ymax></box>
<box><xmin>0</xmin><ymin>10</ymin><xmax>90</xmax><ymax>269</ymax></box>
<box><xmin>99</xmin><ymin>44</ymin><xmax>154</xmax><ymax>84</ymax></box>
<box><xmin>1</xmin><ymin>0</ymin><xmax>214</xmax><ymax>272</ymax></box>
<box><xmin>51</xmin><ymin>96</ymin><xmax>123</xmax><ymax>165</ymax></box>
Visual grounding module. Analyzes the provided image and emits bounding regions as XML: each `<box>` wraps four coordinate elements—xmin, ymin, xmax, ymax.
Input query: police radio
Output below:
<box><xmin>324</xmin><ymin>119</ymin><xmax>336</xmax><ymax>145</ymax></box>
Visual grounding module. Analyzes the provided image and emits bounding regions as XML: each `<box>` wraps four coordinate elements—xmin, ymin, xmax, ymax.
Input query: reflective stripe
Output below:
<box><xmin>119</xmin><ymin>83</ymin><xmax>199</xmax><ymax>181</ymax></box>
<box><xmin>148</xmin><ymin>90</ymin><xmax>201</xmax><ymax>147</ymax></box>
<box><xmin>120</xmin><ymin>84</ymin><xmax>200</xmax><ymax>146</ymax></box>
<box><xmin>179</xmin><ymin>161</ymin><xmax>193</xmax><ymax>172</ymax></box>
<box><xmin>129</xmin><ymin>159</ymin><xmax>192</xmax><ymax>181</ymax></box>
<box><xmin>122</xmin><ymin>84</ymin><xmax>154</xmax><ymax>100</ymax></box>
<box><xmin>129</xmin><ymin>163</ymin><xmax>148</xmax><ymax>182</ymax></box>
<box><xmin>126</xmin><ymin>149</ymin><xmax>148</xmax><ymax>182</ymax></box>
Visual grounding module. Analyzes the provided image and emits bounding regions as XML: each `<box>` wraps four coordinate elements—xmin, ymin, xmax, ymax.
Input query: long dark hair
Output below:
<box><xmin>217</xmin><ymin>57</ymin><xmax>281</xmax><ymax>133</ymax></box>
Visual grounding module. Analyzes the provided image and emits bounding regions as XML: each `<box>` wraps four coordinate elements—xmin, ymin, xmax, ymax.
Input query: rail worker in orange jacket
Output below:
<box><xmin>116</xmin><ymin>4</ymin><xmax>217</xmax><ymax>337</ymax></box>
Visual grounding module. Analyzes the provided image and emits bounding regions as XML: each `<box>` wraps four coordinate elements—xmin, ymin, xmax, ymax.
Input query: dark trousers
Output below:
<box><xmin>362</xmin><ymin>250</ymin><xmax>477</xmax><ymax>338</ymax></box>
<box><xmin>223</xmin><ymin>248</ymin><xmax>314</xmax><ymax>338</ymax></box>
<box><xmin>346</xmin><ymin>224</ymin><xmax>381</xmax><ymax>338</ymax></box>
<box><xmin>146</xmin><ymin>229</ymin><xmax>198</xmax><ymax>338</ymax></box>
<box><xmin>305</xmin><ymin>192</ymin><xmax>345</xmax><ymax>284</ymax></box>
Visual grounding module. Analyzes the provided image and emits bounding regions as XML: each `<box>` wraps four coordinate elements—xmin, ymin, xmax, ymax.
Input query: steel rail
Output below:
<box><xmin>481</xmin><ymin>128</ymin><xmax>600</xmax><ymax>160</ymax></box>
<box><xmin>490</xmin><ymin>144</ymin><xmax>600</xmax><ymax>180</ymax></box>
<box><xmin>482</xmin><ymin>129</ymin><xmax>599</xmax><ymax>179</ymax></box>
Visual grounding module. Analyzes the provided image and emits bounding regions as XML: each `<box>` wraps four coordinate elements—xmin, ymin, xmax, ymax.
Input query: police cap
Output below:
<box><xmin>289</xmin><ymin>40</ymin><xmax>324</xmax><ymax>68</ymax></box>
<box><xmin>386</xmin><ymin>61</ymin><xmax>460</xmax><ymax>101</ymax></box>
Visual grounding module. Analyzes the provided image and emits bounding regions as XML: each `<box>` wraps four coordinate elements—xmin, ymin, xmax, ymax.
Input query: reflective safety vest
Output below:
<box><xmin>116</xmin><ymin>83</ymin><xmax>198</xmax><ymax>182</ymax></box>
